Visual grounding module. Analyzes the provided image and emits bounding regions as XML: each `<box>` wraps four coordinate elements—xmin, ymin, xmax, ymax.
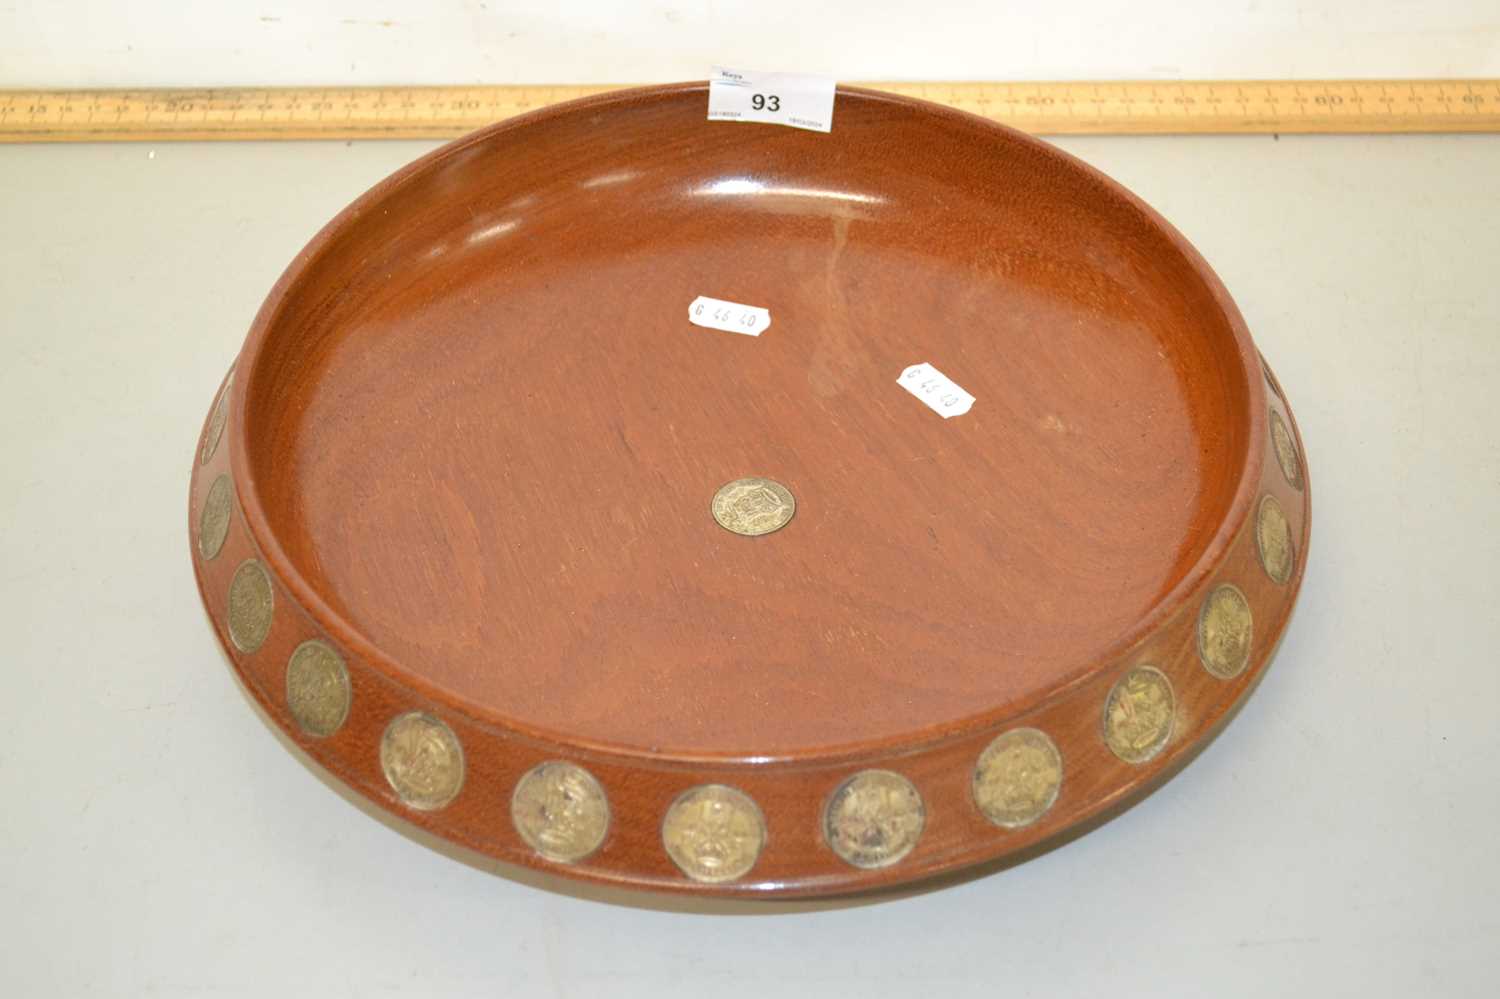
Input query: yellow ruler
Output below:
<box><xmin>3</xmin><ymin>80</ymin><xmax>1498</xmax><ymax>142</ymax></box>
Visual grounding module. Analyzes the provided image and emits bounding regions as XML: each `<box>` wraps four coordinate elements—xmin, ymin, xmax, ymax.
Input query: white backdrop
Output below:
<box><xmin>3</xmin><ymin>0</ymin><xmax>1498</xmax><ymax>88</ymax></box>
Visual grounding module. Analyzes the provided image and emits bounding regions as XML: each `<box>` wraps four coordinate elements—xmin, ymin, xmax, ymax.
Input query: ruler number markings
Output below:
<box><xmin>2</xmin><ymin>81</ymin><xmax>1497</xmax><ymax>140</ymax></box>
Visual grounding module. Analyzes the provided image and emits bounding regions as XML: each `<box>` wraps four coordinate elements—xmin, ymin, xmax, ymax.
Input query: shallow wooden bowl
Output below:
<box><xmin>189</xmin><ymin>83</ymin><xmax>1310</xmax><ymax>898</ymax></box>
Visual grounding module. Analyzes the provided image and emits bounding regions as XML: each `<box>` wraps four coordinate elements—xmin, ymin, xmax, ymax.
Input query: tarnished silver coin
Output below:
<box><xmin>200</xmin><ymin>372</ymin><xmax>233</xmax><ymax>466</ymax></box>
<box><xmin>380</xmin><ymin>712</ymin><xmax>465</xmax><ymax>811</ymax></box>
<box><xmin>198</xmin><ymin>473</ymin><xmax>233</xmax><ymax>561</ymax></box>
<box><xmin>710</xmin><ymin>477</ymin><xmax>795</xmax><ymax>537</ymax></box>
<box><xmin>285</xmin><ymin>639</ymin><xmax>351</xmax><ymax>738</ymax></box>
<box><xmin>1256</xmin><ymin>493</ymin><xmax>1295</xmax><ymax>585</ymax></box>
<box><xmin>824</xmin><ymin>769</ymin><xmax>925</xmax><ymax>869</ymax></box>
<box><xmin>973</xmin><ymin>728</ymin><xmax>1063</xmax><ymax>829</ymax></box>
<box><xmin>661</xmin><ymin>784</ymin><xmax>766</xmax><ymax>883</ymax></box>
<box><xmin>512</xmin><ymin>761</ymin><xmax>610</xmax><ymax>864</ymax></box>
<box><xmin>1102</xmin><ymin>666</ymin><xmax>1175</xmax><ymax>764</ymax></box>
<box><xmin>227</xmin><ymin>558</ymin><xmax>274</xmax><ymax>654</ymax></box>
<box><xmin>1197</xmin><ymin>584</ymin><xmax>1253</xmax><ymax>679</ymax></box>
<box><xmin>1269</xmin><ymin>409</ymin><xmax>1303</xmax><ymax>490</ymax></box>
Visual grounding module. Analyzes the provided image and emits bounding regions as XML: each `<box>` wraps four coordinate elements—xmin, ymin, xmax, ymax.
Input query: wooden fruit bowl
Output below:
<box><xmin>189</xmin><ymin>83</ymin><xmax>1309</xmax><ymax>898</ymax></box>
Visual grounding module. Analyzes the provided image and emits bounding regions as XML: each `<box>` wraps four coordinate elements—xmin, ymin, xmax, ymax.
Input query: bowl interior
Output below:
<box><xmin>241</xmin><ymin>86</ymin><xmax>1253</xmax><ymax>757</ymax></box>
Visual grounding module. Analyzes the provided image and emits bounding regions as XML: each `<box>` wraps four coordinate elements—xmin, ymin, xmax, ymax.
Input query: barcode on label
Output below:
<box><xmin>898</xmin><ymin>363</ymin><xmax>975</xmax><ymax>419</ymax></box>
<box><xmin>688</xmin><ymin>296</ymin><xmax>771</xmax><ymax>336</ymax></box>
<box><xmin>707</xmin><ymin>67</ymin><xmax>836</xmax><ymax>133</ymax></box>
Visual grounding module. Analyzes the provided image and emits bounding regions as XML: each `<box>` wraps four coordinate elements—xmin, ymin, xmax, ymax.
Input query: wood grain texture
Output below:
<box><xmin>188</xmin><ymin>83</ymin><xmax>1310</xmax><ymax>896</ymax></box>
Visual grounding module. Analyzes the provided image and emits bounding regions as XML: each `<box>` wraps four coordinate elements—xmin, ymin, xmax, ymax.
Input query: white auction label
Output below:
<box><xmin>688</xmin><ymin>296</ymin><xmax>771</xmax><ymax>336</ymax></box>
<box><xmin>707</xmin><ymin>66</ymin><xmax>836</xmax><ymax>133</ymax></box>
<box><xmin>898</xmin><ymin>362</ymin><xmax>975</xmax><ymax>419</ymax></box>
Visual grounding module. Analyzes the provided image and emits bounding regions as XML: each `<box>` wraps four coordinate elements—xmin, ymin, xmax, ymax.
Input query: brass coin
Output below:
<box><xmin>285</xmin><ymin>639</ymin><xmax>351</xmax><ymax>738</ymax></box>
<box><xmin>512</xmin><ymin>761</ymin><xmax>610</xmax><ymax>864</ymax></box>
<box><xmin>1256</xmin><ymin>493</ymin><xmax>1295</xmax><ymax>585</ymax></box>
<box><xmin>198</xmin><ymin>473</ymin><xmax>233</xmax><ymax>561</ymax></box>
<box><xmin>1269</xmin><ymin>410</ymin><xmax>1303</xmax><ymax>490</ymax></box>
<box><xmin>1103</xmin><ymin>666</ymin><xmax>1175</xmax><ymax>764</ymax></box>
<box><xmin>973</xmin><ymin>728</ymin><xmax>1063</xmax><ymax>829</ymax></box>
<box><xmin>710</xmin><ymin>477</ymin><xmax>795</xmax><ymax>537</ymax></box>
<box><xmin>227</xmin><ymin>559</ymin><xmax>274</xmax><ymax>654</ymax></box>
<box><xmin>1197</xmin><ymin>584</ymin><xmax>1254</xmax><ymax>680</ymax></box>
<box><xmin>824</xmin><ymin>769</ymin><xmax>925</xmax><ymax>869</ymax></box>
<box><xmin>1262</xmin><ymin>363</ymin><xmax>1284</xmax><ymax>401</ymax></box>
<box><xmin>200</xmin><ymin>372</ymin><xmax>233</xmax><ymax>466</ymax></box>
<box><xmin>661</xmin><ymin>784</ymin><xmax>766</xmax><ymax>883</ymax></box>
<box><xmin>380</xmin><ymin>712</ymin><xmax>465</xmax><ymax>811</ymax></box>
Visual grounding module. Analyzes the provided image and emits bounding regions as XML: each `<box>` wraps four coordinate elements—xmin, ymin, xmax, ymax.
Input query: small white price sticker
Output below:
<box><xmin>898</xmin><ymin>362</ymin><xmax>975</xmax><ymax>419</ymax></box>
<box><xmin>688</xmin><ymin>296</ymin><xmax>771</xmax><ymax>336</ymax></box>
<box><xmin>707</xmin><ymin>66</ymin><xmax>836</xmax><ymax>133</ymax></box>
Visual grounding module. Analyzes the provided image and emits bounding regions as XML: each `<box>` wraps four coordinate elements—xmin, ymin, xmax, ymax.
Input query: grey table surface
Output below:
<box><xmin>1</xmin><ymin>131</ymin><xmax>1497</xmax><ymax>998</ymax></box>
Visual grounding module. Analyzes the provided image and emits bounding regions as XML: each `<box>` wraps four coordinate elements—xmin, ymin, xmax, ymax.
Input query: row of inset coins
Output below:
<box><xmin>211</xmin><ymin>501</ymin><xmax>1293</xmax><ymax>883</ymax></box>
<box><xmin>210</xmin><ymin>534</ymin><xmax>1067</xmax><ymax>878</ymax></box>
<box><xmin>1183</xmin><ymin>412</ymin><xmax>1302</xmax><ymax>695</ymax></box>
<box><xmin>1194</xmin><ymin>406</ymin><xmax>1302</xmax><ymax>685</ymax></box>
<box><xmin>202</xmin><ymin>409</ymin><xmax>1300</xmax><ymax>882</ymax></box>
<box><xmin>1100</xmin><ymin>482</ymin><xmax>1298</xmax><ymax>766</ymax></box>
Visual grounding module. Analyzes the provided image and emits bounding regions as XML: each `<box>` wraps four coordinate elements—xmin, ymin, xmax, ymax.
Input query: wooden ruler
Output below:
<box><xmin>3</xmin><ymin>80</ymin><xmax>1498</xmax><ymax>142</ymax></box>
